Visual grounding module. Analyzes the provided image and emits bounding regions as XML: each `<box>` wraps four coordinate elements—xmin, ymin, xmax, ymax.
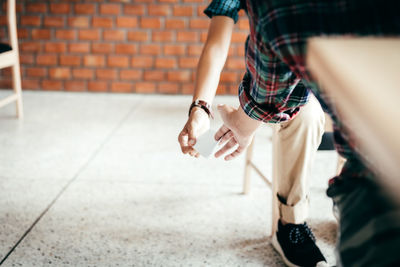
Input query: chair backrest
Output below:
<box><xmin>7</xmin><ymin>0</ymin><xmax>18</xmax><ymax>51</ymax></box>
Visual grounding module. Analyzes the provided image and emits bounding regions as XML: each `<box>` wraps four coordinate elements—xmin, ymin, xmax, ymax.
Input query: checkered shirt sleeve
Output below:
<box><xmin>204</xmin><ymin>0</ymin><xmax>242</xmax><ymax>23</ymax></box>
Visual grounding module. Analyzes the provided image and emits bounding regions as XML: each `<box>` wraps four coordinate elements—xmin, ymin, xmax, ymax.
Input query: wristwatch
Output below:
<box><xmin>188</xmin><ymin>100</ymin><xmax>214</xmax><ymax>119</ymax></box>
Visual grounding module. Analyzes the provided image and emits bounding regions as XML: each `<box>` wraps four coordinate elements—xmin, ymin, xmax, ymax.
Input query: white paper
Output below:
<box><xmin>193</xmin><ymin>129</ymin><xmax>219</xmax><ymax>158</ymax></box>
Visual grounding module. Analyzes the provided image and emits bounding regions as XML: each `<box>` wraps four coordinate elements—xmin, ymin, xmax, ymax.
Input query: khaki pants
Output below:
<box><xmin>273</xmin><ymin>95</ymin><xmax>325</xmax><ymax>224</ymax></box>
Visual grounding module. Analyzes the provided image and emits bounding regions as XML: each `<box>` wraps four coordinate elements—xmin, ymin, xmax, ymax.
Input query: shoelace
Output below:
<box><xmin>288</xmin><ymin>223</ymin><xmax>316</xmax><ymax>244</ymax></box>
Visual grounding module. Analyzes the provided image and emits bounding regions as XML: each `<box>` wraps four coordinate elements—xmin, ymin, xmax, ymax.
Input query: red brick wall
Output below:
<box><xmin>0</xmin><ymin>0</ymin><xmax>249</xmax><ymax>94</ymax></box>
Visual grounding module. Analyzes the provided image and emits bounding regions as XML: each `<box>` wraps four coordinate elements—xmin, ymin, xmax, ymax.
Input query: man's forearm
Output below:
<box><xmin>192</xmin><ymin>16</ymin><xmax>234</xmax><ymax>104</ymax></box>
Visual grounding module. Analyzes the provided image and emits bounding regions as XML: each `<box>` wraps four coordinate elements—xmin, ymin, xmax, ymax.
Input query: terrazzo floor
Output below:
<box><xmin>0</xmin><ymin>91</ymin><xmax>338</xmax><ymax>266</ymax></box>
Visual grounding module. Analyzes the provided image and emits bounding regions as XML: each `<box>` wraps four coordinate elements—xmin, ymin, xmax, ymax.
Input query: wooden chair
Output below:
<box><xmin>0</xmin><ymin>0</ymin><xmax>23</xmax><ymax>118</ymax></box>
<box><xmin>243</xmin><ymin>114</ymin><xmax>344</xmax><ymax>235</ymax></box>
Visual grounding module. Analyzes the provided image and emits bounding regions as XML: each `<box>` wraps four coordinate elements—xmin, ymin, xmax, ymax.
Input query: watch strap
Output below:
<box><xmin>188</xmin><ymin>100</ymin><xmax>214</xmax><ymax>119</ymax></box>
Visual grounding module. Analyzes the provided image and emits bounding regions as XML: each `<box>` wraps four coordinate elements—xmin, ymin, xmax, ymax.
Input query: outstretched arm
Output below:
<box><xmin>178</xmin><ymin>16</ymin><xmax>234</xmax><ymax>157</ymax></box>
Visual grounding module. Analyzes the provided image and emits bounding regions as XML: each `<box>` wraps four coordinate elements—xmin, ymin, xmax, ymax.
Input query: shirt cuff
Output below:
<box><xmin>238</xmin><ymin>73</ymin><xmax>300</xmax><ymax>123</ymax></box>
<box><xmin>203</xmin><ymin>0</ymin><xmax>241</xmax><ymax>23</ymax></box>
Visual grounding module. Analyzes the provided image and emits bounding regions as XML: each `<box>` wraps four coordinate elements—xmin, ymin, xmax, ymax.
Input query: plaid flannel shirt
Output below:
<box><xmin>205</xmin><ymin>0</ymin><xmax>310</xmax><ymax>124</ymax></box>
<box><xmin>204</xmin><ymin>0</ymin><xmax>400</xmax><ymax>265</ymax></box>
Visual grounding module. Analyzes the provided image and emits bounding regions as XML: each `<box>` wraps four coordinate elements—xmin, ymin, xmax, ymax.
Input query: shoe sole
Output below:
<box><xmin>272</xmin><ymin>233</ymin><xmax>300</xmax><ymax>267</ymax></box>
<box><xmin>272</xmin><ymin>233</ymin><xmax>328</xmax><ymax>267</ymax></box>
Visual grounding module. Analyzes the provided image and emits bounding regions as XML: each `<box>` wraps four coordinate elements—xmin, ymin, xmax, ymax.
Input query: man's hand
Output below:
<box><xmin>214</xmin><ymin>104</ymin><xmax>261</xmax><ymax>161</ymax></box>
<box><xmin>178</xmin><ymin>107</ymin><xmax>210</xmax><ymax>158</ymax></box>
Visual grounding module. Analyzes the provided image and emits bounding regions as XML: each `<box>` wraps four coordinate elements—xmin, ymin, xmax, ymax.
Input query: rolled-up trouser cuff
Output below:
<box><xmin>278</xmin><ymin>196</ymin><xmax>309</xmax><ymax>224</ymax></box>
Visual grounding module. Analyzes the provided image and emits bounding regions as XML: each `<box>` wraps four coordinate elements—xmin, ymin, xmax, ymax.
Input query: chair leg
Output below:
<box><xmin>243</xmin><ymin>138</ymin><xmax>255</xmax><ymax>195</ymax></box>
<box><xmin>271</xmin><ymin>130</ymin><xmax>279</xmax><ymax>235</ymax></box>
<box><xmin>12</xmin><ymin>62</ymin><xmax>23</xmax><ymax>119</ymax></box>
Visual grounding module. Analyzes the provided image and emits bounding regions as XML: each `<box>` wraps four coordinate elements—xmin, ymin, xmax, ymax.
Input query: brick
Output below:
<box><xmin>84</xmin><ymin>55</ymin><xmax>105</xmax><ymax>67</ymax></box>
<box><xmin>179</xmin><ymin>57</ymin><xmax>198</xmax><ymax>68</ymax></box>
<box><xmin>131</xmin><ymin>56</ymin><xmax>154</xmax><ymax>68</ymax></box>
<box><xmin>92</xmin><ymin>43</ymin><xmax>113</xmax><ymax>54</ymax></box>
<box><xmin>68</xmin><ymin>17</ymin><xmax>89</xmax><ymax>28</ymax></box>
<box><xmin>50</xmin><ymin>3</ymin><xmax>70</xmax><ymax>14</ymax></box>
<box><xmin>79</xmin><ymin>30</ymin><xmax>100</xmax><ymax>41</ymax></box>
<box><xmin>237</xmin><ymin>44</ymin><xmax>245</xmax><ymax>56</ymax></box>
<box><xmin>226</xmin><ymin>58</ymin><xmax>245</xmax><ymax>70</ymax></box>
<box><xmin>140</xmin><ymin>44</ymin><xmax>161</xmax><ymax>55</ymax></box>
<box><xmin>21</xmin><ymin>16</ymin><xmax>41</xmax><ymax>26</ymax></box>
<box><xmin>27</xmin><ymin>3</ymin><xmax>47</xmax><ymax>13</ymax></box>
<box><xmin>56</xmin><ymin>30</ymin><xmax>75</xmax><ymax>40</ymax></box>
<box><xmin>111</xmin><ymin>82</ymin><xmax>132</xmax><ymax>93</ymax></box>
<box><xmin>148</xmin><ymin>5</ymin><xmax>170</xmax><ymax>16</ymax></box>
<box><xmin>200</xmin><ymin>32</ymin><xmax>208</xmax><ymax>42</ymax></box>
<box><xmin>108</xmin><ymin>56</ymin><xmax>129</xmax><ymax>68</ymax></box>
<box><xmin>220</xmin><ymin>72</ymin><xmax>238</xmax><ymax>82</ymax></box>
<box><xmin>167</xmin><ymin>71</ymin><xmax>191</xmax><ymax>82</ymax></box>
<box><xmin>196</xmin><ymin>5</ymin><xmax>207</xmax><ymax>16</ymax></box>
<box><xmin>42</xmin><ymin>80</ymin><xmax>63</xmax><ymax>91</ymax></box>
<box><xmin>227</xmin><ymin>46</ymin><xmax>235</xmax><ymax>57</ymax></box>
<box><xmin>26</xmin><ymin>67</ymin><xmax>47</xmax><ymax>78</ymax></box>
<box><xmin>135</xmin><ymin>82</ymin><xmax>156</xmax><ymax>93</ymax></box>
<box><xmin>100</xmin><ymin>4</ymin><xmax>120</xmax><ymax>15</ymax></box>
<box><xmin>190</xmin><ymin>19</ymin><xmax>209</xmax><ymax>29</ymax></box>
<box><xmin>164</xmin><ymin>45</ymin><xmax>186</xmax><ymax>56</ymax></box>
<box><xmin>65</xmin><ymin>81</ymin><xmax>86</xmax><ymax>92</ymax></box>
<box><xmin>158</xmin><ymin>83</ymin><xmax>179</xmax><ymax>94</ymax></box>
<box><xmin>19</xmin><ymin>54</ymin><xmax>34</xmax><ymax>65</ymax></box>
<box><xmin>231</xmin><ymin>32</ymin><xmax>248</xmax><ymax>43</ymax></box>
<box><xmin>188</xmin><ymin>44</ymin><xmax>203</xmax><ymax>56</ymax></box>
<box><xmin>103</xmin><ymin>30</ymin><xmax>125</xmax><ymax>41</ymax></box>
<box><xmin>116</xmin><ymin>17</ymin><xmax>137</xmax><ymax>28</ymax></box>
<box><xmin>165</xmin><ymin>19</ymin><xmax>185</xmax><ymax>29</ymax></box>
<box><xmin>238</xmin><ymin>19</ymin><xmax>249</xmax><ymax>31</ymax></box>
<box><xmin>37</xmin><ymin>54</ymin><xmax>57</xmax><ymax>65</ymax></box>
<box><xmin>49</xmin><ymin>68</ymin><xmax>71</xmax><ymax>79</ymax></box>
<box><xmin>0</xmin><ymin>80</ymin><xmax>12</xmax><ymax>89</ymax></box>
<box><xmin>22</xmin><ymin>79</ymin><xmax>40</xmax><ymax>90</ymax></box>
<box><xmin>20</xmin><ymin>42</ymin><xmax>41</xmax><ymax>52</ymax></box>
<box><xmin>115</xmin><ymin>44</ymin><xmax>136</xmax><ymax>54</ymax></box>
<box><xmin>173</xmin><ymin>6</ymin><xmax>192</xmax><ymax>16</ymax></box>
<box><xmin>44</xmin><ymin>17</ymin><xmax>64</xmax><ymax>27</ymax></box>
<box><xmin>155</xmin><ymin>58</ymin><xmax>177</xmax><ymax>69</ymax></box>
<box><xmin>75</xmin><ymin>4</ymin><xmax>95</xmax><ymax>15</ymax></box>
<box><xmin>17</xmin><ymin>29</ymin><xmax>29</xmax><ymax>39</ymax></box>
<box><xmin>177</xmin><ymin>31</ymin><xmax>199</xmax><ymax>42</ymax></box>
<box><xmin>92</xmin><ymin>17</ymin><xmax>113</xmax><ymax>28</ymax></box>
<box><xmin>96</xmin><ymin>69</ymin><xmax>117</xmax><ymax>80</ymax></box>
<box><xmin>73</xmin><ymin>68</ymin><xmax>93</xmax><ymax>79</ymax></box>
<box><xmin>144</xmin><ymin>70</ymin><xmax>165</xmax><ymax>81</ymax></box>
<box><xmin>88</xmin><ymin>81</ymin><xmax>108</xmax><ymax>92</ymax></box>
<box><xmin>159</xmin><ymin>0</ymin><xmax>178</xmax><ymax>3</ymax></box>
<box><xmin>124</xmin><ymin>4</ymin><xmax>145</xmax><ymax>15</ymax></box>
<box><xmin>216</xmin><ymin>84</ymin><xmax>228</xmax><ymax>95</ymax></box>
<box><xmin>127</xmin><ymin>31</ymin><xmax>148</xmax><ymax>42</ymax></box>
<box><xmin>152</xmin><ymin>31</ymin><xmax>173</xmax><ymax>42</ymax></box>
<box><xmin>60</xmin><ymin>55</ymin><xmax>81</xmax><ymax>66</ymax></box>
<box><xmin>120</xmin><ymin>70</ymin><xmax>142</xmax><ymax>81</ymax></box>
<box><xmin>140</xmin><ymin>18</ymin><xmax>161</xmax><ymax>29</ymax></box>
<box><xmin>45</xmin><ymin>43</ymin><xmax>66</xmax><ymax>53</ymax></box>
<box><xmin>69</xmin><ymin>43</ymin><xmax>90</xmax><ymax>53</ymax></box>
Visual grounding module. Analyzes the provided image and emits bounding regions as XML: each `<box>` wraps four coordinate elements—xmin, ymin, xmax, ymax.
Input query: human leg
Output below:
<box><xmin>272</xmin><ymin>95</ymin><xmax>327</xmax><ymax>266</ymax></box>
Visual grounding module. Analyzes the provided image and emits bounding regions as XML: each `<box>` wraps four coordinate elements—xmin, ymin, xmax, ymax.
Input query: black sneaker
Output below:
<box><xmin>272</xmin><ymin>220</ymin><xmax>327</xmax><ymax>267</ymax></box>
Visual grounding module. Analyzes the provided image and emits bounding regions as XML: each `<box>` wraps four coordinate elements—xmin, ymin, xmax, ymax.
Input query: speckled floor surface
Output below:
<box><xmin>0</xmin><ymin>91</ymin><xmax>338</xmax><ymax>266</ymax></box>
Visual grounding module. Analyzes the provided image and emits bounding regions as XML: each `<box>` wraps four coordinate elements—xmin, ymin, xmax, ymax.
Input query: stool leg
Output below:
<box><xmin>12</xmin><ymin>62</ymin><xmax>23</xmax><ymax>119</ymax></box>
<box><xmin>243</xmin><ymin>138</ymin><xmax>255</xmax><ymax>195</ymax></box>
<box><xmin>271</xmin><ymin>130</ymin><xmax>279</xmax><ymax>235</ymax></box>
